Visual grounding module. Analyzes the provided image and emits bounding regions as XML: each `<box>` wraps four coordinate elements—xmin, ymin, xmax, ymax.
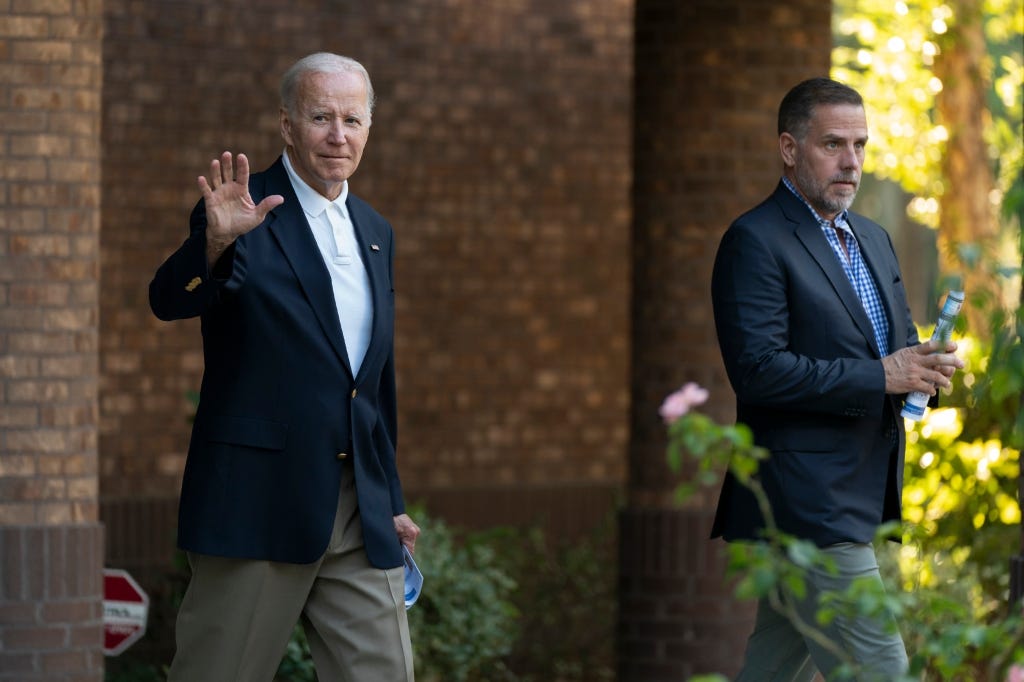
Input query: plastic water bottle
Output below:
<box><xmin>900</xmin><ymin>290</ymin><xmax>965</xmax><ymax>421</ymax></box>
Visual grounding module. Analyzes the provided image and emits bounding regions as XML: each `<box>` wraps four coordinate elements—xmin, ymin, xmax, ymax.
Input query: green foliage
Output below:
<box><xmin>103</xmin><ymin>660</ymin><xmax>166</xmax><ymax>682</ymax></box>
<box><xmin>954</xmin><ymin>301</ymin><xmax>1024</xmax><ymax>449</ymax></box>
<box><xmin>832</xmin><ymin>0</ymin><xmax>1023</xmax><ymax>231</ymax></box>
<box><xmin>832</xmin><ymin>0</ymin><xmax>953</xmax><ymax>212</ymax></box>
<box><xmin>877</xmin><ymin>544</ymin><xmax>1024</xmax><ymax>680</ymax></box>
<box><xmin>406</xmin><ymin>507</ymin><xmax>618</xmax><ymax>682</ymax></box>
<box><xmin>666</xmin><ymin>411</ymin><xmax>764</xmax><ymax>499</ymax></box>
<box><xmin>890</xmin><ymin>285</ymin><xmax>1024</xmax><ymax>679</ymax></box>
<box><xmin>495</xmin><ymin>517</ymin><xmax>618</xmax><ymax>682</ymax></box>
<box><xmin>273</xmin><ymin>625</ymin><xmax>316</xmax><ymax>682</ymax></box>
<box><xmin>405</xmin><ymin>509</ymin><xmax>520</xmax><ymax>682</ymax></box>
<box><xmin>901</xmin><ymin>295</ymin><xmax>1022</xmax><ymax>603</ymax></box>
<box><xmin>665</xmin><ymin>313</ymin><xmax>1024</xmax><ymax>681</ymax></box>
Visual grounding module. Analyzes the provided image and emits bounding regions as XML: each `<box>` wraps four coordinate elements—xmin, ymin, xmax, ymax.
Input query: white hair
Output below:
<box><xmin>279</xmin><ymin>52</ymin><xmax>375</xmax><ymax>117</ymax></box>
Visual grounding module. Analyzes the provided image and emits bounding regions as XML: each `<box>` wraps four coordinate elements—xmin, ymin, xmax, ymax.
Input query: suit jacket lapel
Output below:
<box><xmin>260</xmin><ymin>159</ymin><xmax>354</xmax><ymax>378</ymax></box>
<box><xmin>348</xmin><ymin>198</ymin><xmax>390</xmax><ymax>382</ymax></box>
<box><xmin>777</xmin><ymin>185</ymin><xmax>881</xmax><ymax>356</ymax></box>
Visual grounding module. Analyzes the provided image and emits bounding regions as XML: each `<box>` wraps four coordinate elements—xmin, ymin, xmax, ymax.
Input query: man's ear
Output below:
<box><xmin>280</xmin><ymin>107</ymin><xmax>293</xmax><ymax>145</ymax></box>
<box><xmin>779</xmin><ymin>132</ymin><xmax>798</xmax><ymax>168</ymax></box>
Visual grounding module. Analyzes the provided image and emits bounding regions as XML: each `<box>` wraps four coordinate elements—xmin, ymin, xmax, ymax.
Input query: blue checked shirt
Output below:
<box><xmin>783</xmin><ymin>177</ymin><xmax>891</xmax><ymax>356</ymax></box>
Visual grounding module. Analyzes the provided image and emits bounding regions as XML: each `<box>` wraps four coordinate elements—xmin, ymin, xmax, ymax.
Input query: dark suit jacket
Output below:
<box><xmin>150</xmin><ymin>157</ymin><xmax>406</xmax><ymax>569</ymax></box>
<box><xmin>710</xmin><ymin>182</ymin><xmax>919</xmax><ymax>547</ymax></box>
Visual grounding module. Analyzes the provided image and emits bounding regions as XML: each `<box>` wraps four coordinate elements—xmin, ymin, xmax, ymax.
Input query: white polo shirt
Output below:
<box><xmin>282</xmin><ymin>150</ymin><xmax>373</xmax><ymax>374</ymax></box>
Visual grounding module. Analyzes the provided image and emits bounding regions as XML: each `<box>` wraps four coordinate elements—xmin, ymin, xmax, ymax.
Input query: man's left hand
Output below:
<box><xmin>394</xmin><ymin>514</ymin><xmax>420</xmax><ymax>554</ymax></box>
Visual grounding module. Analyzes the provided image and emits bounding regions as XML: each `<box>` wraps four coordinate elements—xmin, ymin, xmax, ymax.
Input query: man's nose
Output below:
<box><xmin>840</xmin><ymin>145</ymin><xmax>861</xmax><ymax>168</ymax></box>
<box><xmin>327</xmin><ymin>121</ymin><xmax>348</xmax><ymax>144</ymax></box>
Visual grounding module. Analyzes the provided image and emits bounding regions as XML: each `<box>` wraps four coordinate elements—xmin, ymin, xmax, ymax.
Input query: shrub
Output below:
<box><xmin>406</xmin><ymin>509</ymin><xmax>520</xmax><ymax>682</ymax></box>
<box><xmin>495</xmin><ymin>519</ymin><xmax>617</xmax><ymax>682</ymax></box>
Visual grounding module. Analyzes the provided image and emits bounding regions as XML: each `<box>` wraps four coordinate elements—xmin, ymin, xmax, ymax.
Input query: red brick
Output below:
<box><xmin>40</xmin><ymin>404</ymin><xmax>96</xmax><ymax>428</ymax></box>
<box><xmin>7</xmin><ymin>331</ymin><xmax>76</xmax><ymax>354</ymax></box>
<box><xmin>0</xmin><ymin>17</ymin><xmax>49</xmax><ymax>38</ymax></box>
<box><xmin>37</xmin><ymin>502</ymin><xmax>74</xmax><ymax>524</ymax></box>
<box><xmin>0</xmin><ymin>208</ymin><xmax>46</xmax><ymax>230</ymax></box>
<box><xmin>48</xmin><ymin>112</ymin><xmax>99</xmax><ymax>136</ymax></box>
<box><xmin>9</xmin><ymin>234</ymin><xmax>70</xmax><ymax>257</ymax></box>
<box><xmin>41</xmin><ymin>648</ymin><xmax>90</xmax><ymax>673</ymax></box>
<box><xmin>4</xmin><ymin>429</ymin><xmax>69</xmax><ymax>454</ymax></box>
<box><xmin>66</xmin><ymin>477</ymin><xmax>96</xmax><ymax>499</ymax></box>
<box><xmin>9</xmin><ymin>133</ymin><xmax>72</xmax><ymax>156</ymax></box>
<box><xmin>41</xmin><ymin>356</ymin><xmax>96</xmax><ymax>378</ymax></box>
<box><xmin>68</xmin><ymin>621</ymin><xmax>103</xmax><ymax>647</ymax></box>
<box><xmin>0</xmin><ymin>402</ymin><xmax>41</xmax><ymax>431</ymax></box>
<box><xmin>4</xmin><ymin>624</ymin><xmax>69</xmax><ymax>650</ymax></box>
<box><xmin>0</xmin><ymin>652</ymin><xmax>35</xmax><ymax>675</ymax></box>
<box><xmin>7</xmin><ymin>380</ymin><xmax>70</xmax><ymax>403</ymax></box>
<box><xmin>9</xmin><ymin>282</ymin><xmax>71</xmax><ymax>306</ymax></box>
<box><xmin>49</xmin><ymin>17</ymin><xmax>103</xmax><ymax>40</ymax></box>
<box><xmin>2</xmin><ymin>160</ymin><xmax>48</xmax><ymax>184</ymax></box>
<box><xmin>12</xmin><ymin>0</ymin><xmax>73</xmax><ymax>15</ymax></box>
<box><xmin>0</xmin><ymin>354</ymin><xmax>40</xmax><ymax>378</ymax></box>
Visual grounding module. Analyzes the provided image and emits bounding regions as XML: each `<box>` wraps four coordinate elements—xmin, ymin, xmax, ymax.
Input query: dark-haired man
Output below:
<box><xmin>710</xmin><ymin>77</ymin><xmax>963</xmax><ymax>679</ymax></box>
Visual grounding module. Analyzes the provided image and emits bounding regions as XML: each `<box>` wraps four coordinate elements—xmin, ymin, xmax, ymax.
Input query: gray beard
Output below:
<box><xmin>795</xmin><ymin>165</ymin><xmax>857</xmax><ymax>217</ymax></box>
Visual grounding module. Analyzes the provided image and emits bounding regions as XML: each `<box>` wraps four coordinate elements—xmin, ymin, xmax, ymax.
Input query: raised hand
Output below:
<box><xmin>199</xmin><ymin>151</ymin><xmax>284</xmax><ymax>267</ymax></box>
<box><xmin>882</xmin><ymin>339</ymin><xmax>964</xmax><ymax>395</ymax></box>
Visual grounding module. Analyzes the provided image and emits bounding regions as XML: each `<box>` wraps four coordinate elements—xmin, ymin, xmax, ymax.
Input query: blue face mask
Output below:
<box><xmin>403</xmin><ymin>546</ymin><xmax>423</xmax><ymax>610</ymax></box>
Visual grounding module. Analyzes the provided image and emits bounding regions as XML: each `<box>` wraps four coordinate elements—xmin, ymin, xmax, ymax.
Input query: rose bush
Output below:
<box><xmin>661</xmin><ymin>383</ymin><xmax>1024</xmax><ymax>681</ymax></box>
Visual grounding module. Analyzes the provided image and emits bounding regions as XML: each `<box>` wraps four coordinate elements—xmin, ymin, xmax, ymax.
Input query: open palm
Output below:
<box><xmin>199</xmin><ymin>151</ymin><xmax>284</xmax><ymax>241</ymax></box>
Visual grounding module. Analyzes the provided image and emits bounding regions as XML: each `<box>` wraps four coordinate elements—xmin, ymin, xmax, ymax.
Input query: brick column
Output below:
<box><xmin>621</xmin><ymin>1</ymin><xmax>832</xmax><ymax>679</ymax></box>
<box><xmin>0</xmin><ymin>2</ymin><xmax>105</xmax><ymax>680</ymax></box>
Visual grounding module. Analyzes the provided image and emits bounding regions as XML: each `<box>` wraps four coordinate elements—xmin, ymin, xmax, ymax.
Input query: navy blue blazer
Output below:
<box><xmin>710</xmin><ymin>182</ymin><xmax>919</xmax><ymax>547</ymax></box>
<box><xmin>150</xmin><ymin>157</ymin><xmax>406</xmax><ymax>569</ymax></box>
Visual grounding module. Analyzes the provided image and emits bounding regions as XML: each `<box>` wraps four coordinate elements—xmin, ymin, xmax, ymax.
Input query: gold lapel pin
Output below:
<box><xmin>185</xmin><ymin>276</ymin><xmax>202</xmax><ymax>292</ymax></box>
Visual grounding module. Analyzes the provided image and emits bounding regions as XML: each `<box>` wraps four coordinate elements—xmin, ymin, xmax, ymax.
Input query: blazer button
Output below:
<box><xmin>336</xmin><ymin>452</ymin><xmax>349</xmax><ymax>460</ymax></box>
<box><xmin>351</xmin><ymin>389</ymin><xmax>358</xmax><ymax>398</ymax></box>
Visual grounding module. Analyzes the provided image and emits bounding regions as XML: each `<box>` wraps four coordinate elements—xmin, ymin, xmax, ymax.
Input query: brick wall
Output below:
<box><xmin>94</xmin><ymin>0</ymin><xmax>834</xmax><ymax>675</ymax></box>
<box><xmin>98</xmin><ymin>0</ymin><xmax>632</xmax><ymax>597</ymax></box>
<box><xmin>621</xmin><ymin>0</ymin><xmax>832</xmax><ymax>679</ymax></box>
<box><xmin>0</xmin><ymin>0</ymin><xmax>106</xmax><ymax>679</ymax></box>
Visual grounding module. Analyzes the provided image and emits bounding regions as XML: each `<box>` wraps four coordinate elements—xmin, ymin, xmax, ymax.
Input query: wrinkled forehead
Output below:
<box><xmin>294</xmin><ymin>71</ymin><xmax>370</xmax><ymax>113</ymax></box>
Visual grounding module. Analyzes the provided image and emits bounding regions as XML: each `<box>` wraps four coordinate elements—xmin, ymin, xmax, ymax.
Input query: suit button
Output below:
<box><xmin>337</xmin><ymin>452</ymin><xmax>348</xmax><ymax>460</ymax></box>
<box><xmin>351</xmin><ymin>389</ymin><xmax>358</xmax><ymax>398</ymax></box>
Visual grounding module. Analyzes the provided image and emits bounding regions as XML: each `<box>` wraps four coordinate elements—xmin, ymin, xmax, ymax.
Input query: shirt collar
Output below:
<box><xmin>781</xmin><ymin>176</ymin><xmax>850</xmax><ymax>231</ymax></box>
<box><xmin>282</xmin><ymin>149</ymin><xmax>349</xmax><ymax>219</ymax></box>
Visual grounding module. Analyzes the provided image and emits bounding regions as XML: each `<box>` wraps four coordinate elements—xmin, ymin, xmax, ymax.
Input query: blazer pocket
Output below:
<box><xmin>203</xmin><ymin>415</ymin><xmax>289</xmax><ymax>450</ymax></box>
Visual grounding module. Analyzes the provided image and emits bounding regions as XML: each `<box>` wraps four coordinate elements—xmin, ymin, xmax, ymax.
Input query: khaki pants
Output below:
<box><xmin>735</xmin><ymin>542</ymin><xmax>908</xmax><ymax>682</ymax></box>
<box><xmin>167</xmin><ymin>463</ymin><xmax>414</xmax><ymax>682</ymax></box>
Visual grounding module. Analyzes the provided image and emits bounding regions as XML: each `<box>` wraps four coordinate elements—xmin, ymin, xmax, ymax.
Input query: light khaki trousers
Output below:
<box><xmin>735</xmin><ymin>542</ymin><xmax>908</xmax><ymax>682</ymax></box>
<box><xmin>167</xmin><ymin>463</ymin><xmax>414</xmax><ymax>682</ymax></box>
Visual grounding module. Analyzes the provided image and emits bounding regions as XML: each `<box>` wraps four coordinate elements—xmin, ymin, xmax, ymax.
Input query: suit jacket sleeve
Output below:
<box><xmin>149</xmin><ymin>200</ymin><xmax>245</xmax><ymax>321</ymax></box>
<box><xmin>712</xmin><ymin>212</ymin><xmax>887</xmax><ymax>419</ymax></box>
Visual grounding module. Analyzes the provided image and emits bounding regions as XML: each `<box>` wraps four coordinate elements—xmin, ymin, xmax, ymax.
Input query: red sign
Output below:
<box><xmin>103</xmin><ymin>569</ymin><xmax>149</xmax><ymax>656</ymax></box>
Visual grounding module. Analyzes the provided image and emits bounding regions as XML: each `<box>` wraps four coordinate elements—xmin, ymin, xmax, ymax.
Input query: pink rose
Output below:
<box><xmin>659</xmin><ymin>382</ymin><xmax>710</xmax><ymax>424</ymax></box>
<box><xmin>1008</xmin><ymin>664</ymin><xmax>1024</xmax><ymax>682</ymax></box>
